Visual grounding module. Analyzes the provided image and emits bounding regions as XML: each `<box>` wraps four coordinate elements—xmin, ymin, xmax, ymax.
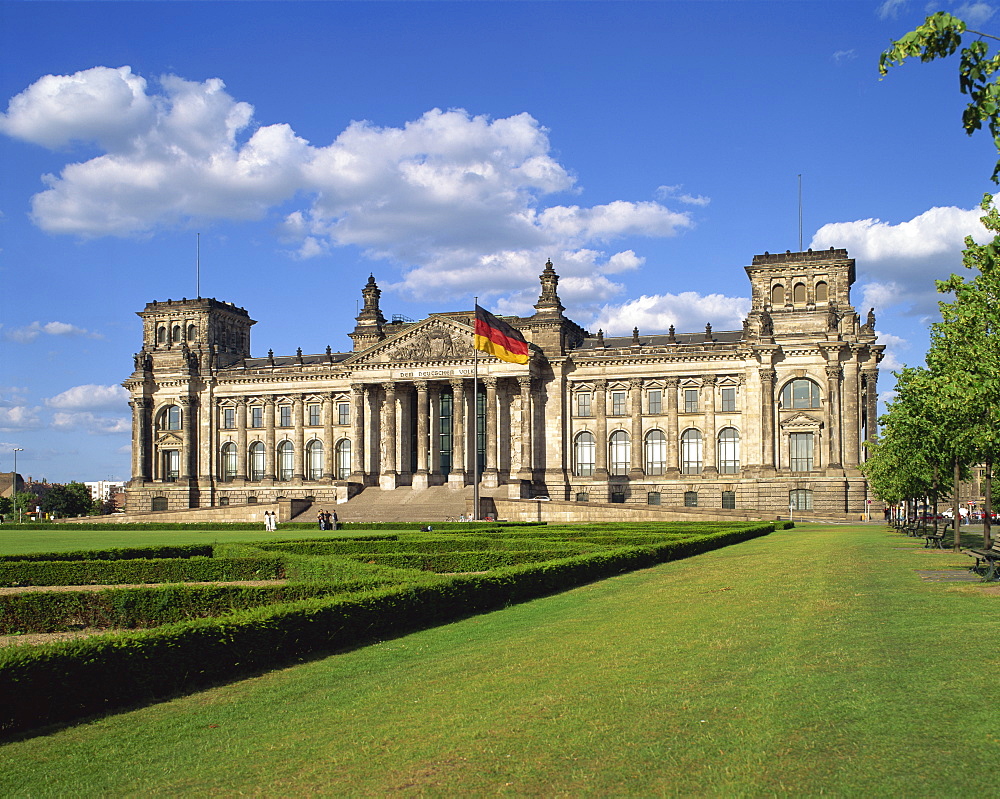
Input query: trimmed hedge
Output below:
<box><xmin>0</xmin><ymin>522</ymin><xmax>775</xmax><ymax>737</ymax></box>
<box><xmin>345</xmin><ymin>550</ymin><xmax>592</xmax><ymax>572</ymax></box>
<box><xmin>0</xmin><ymin>557</ymin><xmax>285</xmax><ymax>587</ymax></box>
<box><xmin>0</xmin><ymin>545</ymin><xmax>214</xmax><ymax>563</ymax></box>
<box><xmin>257</xmin><ymin>538</ymin><xmax>592</xmax><ymax>555</ymax></box>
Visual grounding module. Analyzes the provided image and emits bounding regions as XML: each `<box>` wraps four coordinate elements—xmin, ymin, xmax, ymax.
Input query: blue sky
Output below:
<box><xmin>1</xmin><ymin>0</ymin><xmax>997</xmax><ymax>483</ymax></box>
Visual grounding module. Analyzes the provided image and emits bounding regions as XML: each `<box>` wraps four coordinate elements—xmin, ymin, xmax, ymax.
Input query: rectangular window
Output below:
<box><xmin>576</xmin><ymin>492</ymin><xmax>589</xmax><ymax>502</ymax></box>
<box><xmin>164</xmin><ymin>450</ymin><xmax>179</xmax><ymax>482</ymax></box>
<box><xmin>222</xmin><ymin>408</ymin><xmax>235</xmax><ymax>429</ymax></box>
<box><xmin>308</xmin><ymin>404</ymin><xmax>321</xmax><ymax>426</ymax></box>
<box><xmin>789</xmin><ymin>432</ymin><xmax>814</xmax><ymax>472</ymax></box>
<box><xmin>647</xmin><ymin>389</ymin><xmax>662</xmax><ymax>415</ymax></box>
<box><xmin>611</xmin><ymin>391</ymin><xmax>627</xmax><ymax>416</ymax></box>
<box><xmin>722</xmin><ymin>490</ymin><xmax>736</xmax><ymax>510</ymax></box>
<box><xmin>338</xmin><ymin>402</ymin><xmax>350</xmax><ymax>425</ymax></box>
<box><xmin>789</xmin><ymin>489</ymin><xmax>813</xmax><ymax>511</ymax></box>
<box><xmin>684</xmin><ymin>491</ymin><xmax>698</xmax><ymax>507</ymax></box>
<box><xmin>684</xmin><ymin>388</ymin><xmax>699</xmax><ymax>413</ymax></box>
<box><xmin>647</xmin><ymin>491</ymin><xmax>661</xmax><ymax>506</ymax></box>
<box><xmin>721</xmin><ymin>387</ymin><xmax>737</xmax><ymax>412</ymax></box>
<box><xmin>576</xmin><ymin>392</ymin><xmax>592</xmax><ymax>417</ymax></box>
<box><xmin>279</xmin><ymin>405</ymin><xmax>292</xmax><ymax>427</ymax></box>
<box><xmin>219</xmin><ymin>496</ymin><xmax>230</xmax><ymax>506</ymax></box>
<box><xmin>251</xmin><ymin>406</ymin><xmax>263</xmax><ymax>428</ymax></box>
<box><xmin>610</xmin><ymin>491</ymin><xmax>626</xmax><ymax>504</ymax></box>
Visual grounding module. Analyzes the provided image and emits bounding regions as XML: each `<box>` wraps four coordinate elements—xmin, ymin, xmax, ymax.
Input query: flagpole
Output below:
<box><xmin>472</xmin><ymin>296</ymin><xmax>480</xmax><ymax>521</ymax></box>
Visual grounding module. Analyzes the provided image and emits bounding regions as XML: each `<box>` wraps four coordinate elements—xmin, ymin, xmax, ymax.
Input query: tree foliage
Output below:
<box><xmin>39</xmin><ymin>482</ymin><xmax>94</xmax><ymax>519</ymax></box>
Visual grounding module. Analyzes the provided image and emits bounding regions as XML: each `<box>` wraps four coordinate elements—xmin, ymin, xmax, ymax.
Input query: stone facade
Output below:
<box><xmin>123</xmin><ymin>249</ymin><xmax>883</xmax><ymax>518</ymax></box>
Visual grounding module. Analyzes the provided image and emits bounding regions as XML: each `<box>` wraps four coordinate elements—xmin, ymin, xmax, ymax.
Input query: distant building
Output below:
<box><xmin>0</xmin><ymin>472</ymin><xmax>24</xmax><ymax>499</ymax></box>
<box><xmin>83</xmin><ymin>480</ymin><xmax>127</xmax><ymax>504</ymax></box>
<box><xmin>123</xmin><ymin>249</ymin><xmax>884</xmax><ymax>518</ymax></box>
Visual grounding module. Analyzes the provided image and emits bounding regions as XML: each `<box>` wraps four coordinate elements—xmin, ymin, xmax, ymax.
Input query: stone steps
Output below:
<box><xmin>292</xmin><ymin>485</ymin><xmax>507</xmax><ymax>524</ymax></box>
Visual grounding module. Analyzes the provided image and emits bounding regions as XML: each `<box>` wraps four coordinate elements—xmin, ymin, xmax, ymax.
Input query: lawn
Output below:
<box><xmin>0</xmin><ymin>522</ymin><xmax>996</xmax><ymax>796</ymax></box>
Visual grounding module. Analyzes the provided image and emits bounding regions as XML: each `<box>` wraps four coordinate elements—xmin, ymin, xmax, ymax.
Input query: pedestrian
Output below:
<box><xmin>317</xmin><ymin>510</ymin><xmax>326</xmax><ymax>530</ymax></box>
<box><xmin>331</xmin><ymin>509</ymin><xmax>338</xmax><ymax>531</ymax></box>
<box><xmin>263</xmin><ymin>510</ymin><xmax>272</xmax><ymax>531</ymax></box>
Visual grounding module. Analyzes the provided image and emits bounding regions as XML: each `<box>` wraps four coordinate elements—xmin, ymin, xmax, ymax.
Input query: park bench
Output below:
<box><xmin>921</xmin><ymin>528</ymin><xmax>948</xmax><ymax>549</ymax></box>
<box><xmin>964</xmin><ymin>539</ymin><xmax>1000</xmax><ymax>581</ymax></box>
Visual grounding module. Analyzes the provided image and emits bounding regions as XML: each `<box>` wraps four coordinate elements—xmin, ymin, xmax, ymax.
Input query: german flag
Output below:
<box><xmin>474</xmin><ymin>304</ymin><xmax>530</xmax><ymax>365</ymax></box>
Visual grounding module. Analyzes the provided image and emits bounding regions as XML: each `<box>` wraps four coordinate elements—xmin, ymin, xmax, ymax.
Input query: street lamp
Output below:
<box><xmin>12</xmin><ymin>448</ymin><xmax>23</xmax><ymax>524</ymax></box>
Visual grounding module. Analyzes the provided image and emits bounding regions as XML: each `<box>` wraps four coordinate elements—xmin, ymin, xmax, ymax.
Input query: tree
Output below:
<box><xmin>40</xmin><ymin>482</ymin><xmax>94</xmax><ymax>519</ymax></box>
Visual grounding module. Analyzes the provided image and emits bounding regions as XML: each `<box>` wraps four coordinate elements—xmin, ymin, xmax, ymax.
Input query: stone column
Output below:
<box><xmin>236</xmin><ymin>398</ymin><xmax>247</xmax><ymax>483</ymax></box>
<box><xmin>702</xmin><ymin>375</ymin><xmax>718</xmax><ymax>474</ymax></box>
<box><xmin>413</xmin><ymin>380</ymin><xmax>430</xmax><ymax>489</ymax></box>
<box><xmin>178</xmin><ymin>396</ymin><xmax>195</xmax><ymax>480</ymax></box>
<box><xmin>380</xmin><ymin>382</ymin><xmax>398</xmax><ymax>489</ymax></box>
<box><xmin>292</xmin><ymin>396</ymin><xmax>305</xmax><ymax>480</ymax></box>
<box><xmin>482</xmin><ymin>377</ymin><xmax>500</xmax><ymax>488</ymax></box>
<box><xmin>665</xmin><ymin>377</ymin><xmax>680</xmax><ymax>477</ymax></box>
<box><xmin>350</xmin><ymin>384</ymin><xmax>366</xmax><ymax>482</ymax></box>
<box><xmin>323</xmin><ymin>392</ymin><xmax>335</xmax><ymax>479</ymax></box>
<box><xmin>264</xmin><ymin>397</ymin><xmax>276</xmax><ymax>482</ymax></box>
<box><xmin>449</xmin><ymin>378</ymin><xmax>467</xmax><ymax>488</ymax></box>
<box><xmin>862</xmin><ymin>370</ymin><xmax>879</xmax><ymax>459</ymax></box>
<box><xmin>842</xmin><ymin>353</ymin><xmax>861</xmax><ymax>469</ymax></box>
<box><xmin>132</xmin><ymin>398</ymin><xmax>151</xmax><ymax>481</ymax></box>
<box><xmin>759</xmin><ymin>369</ymin><xmax>776</xmax><ymax>471</ymax></box>
<box><xmin>517</xmin><ymin>376</ymin><xmax>534</xmax><ymax>481</ymax></box>
<box><xmin>825</xmin><ymin>364</ymin><xmax>843</xmax><ymax>470</ymax></box>
<box><xmin>593</xmin><ymin>379</ymin><xmax>609</xmax><ymax>480</ymax></box>
<box><xmin>628</xmin><ymin>378</ymin><xmax>644</xmax><ymax>479</ymax></box>
<box><xmin>428</xmin><ymin>383</ymin><xmax>441</xmax><ymax>479</ymax></box>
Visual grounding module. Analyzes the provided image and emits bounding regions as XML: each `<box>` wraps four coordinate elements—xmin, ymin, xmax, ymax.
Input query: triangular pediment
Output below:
<box><xmin>345</xmin><ymin>316</ymin><xmax>475</xmax><ymax>367</ymax></box>
<box><xmin>779</xmin><ymin>411</ymin><xmax>823</xmax><ymax>429</ymax></box>
<box><xmin>156</xmin><ymin>431</ymin><xmax>184</xmax><ymax>446</ymax></box>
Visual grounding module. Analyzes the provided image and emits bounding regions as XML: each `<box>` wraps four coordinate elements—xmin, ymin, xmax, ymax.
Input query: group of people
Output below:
<box><xmin>263</xmin><ymin>510</ymin><xmax>277</xmax><ymax>531</ymax></box>
<box><xmin>317</xmin><ymin>509</ymin><xmax>338</xmax><ymax>530</ymax></box>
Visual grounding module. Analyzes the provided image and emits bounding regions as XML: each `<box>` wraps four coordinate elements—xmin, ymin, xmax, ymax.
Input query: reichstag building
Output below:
<box><xmin>123</xmin><ymin>248</ymin><xmax>883</xmax><ymax>517</ymax></box>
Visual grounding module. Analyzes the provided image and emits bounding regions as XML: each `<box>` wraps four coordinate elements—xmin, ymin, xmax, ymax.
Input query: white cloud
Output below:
<box><xmin>955</xmin><ymin>2</ymin><xmax>996</xmax><ymax>26</ymax></box>
<box><xmin>832</xmin><ymin>49</ymin><xmax>857</xmax><ymax>63</ymax></box>
<box><xmin>811</xmin><ymin>205</ymin><xmax>991</xmax><ymax>314</ymax></box>
<box><xmin>45</xmin><ymin>384</ymin><xmax>129</xmax><ymax>410</ymax></box>
<box><xmin>877</xmin><ymin>0</ymin><xmax>909</xmax><ymax>19</ymax></box>
<box><xmin>2</xmin><ymin>67</ymin><xmax>698</xmax><ymax>312</ymax></box>
<box><xmin>655</xmin><ymin>184</ymin><xmax>711</xmax><ymax>207</ymax></box>
<box><xmin>51</xmin><ymin>411</ymin><xmax>129</xmax><ymax>435</ymax></box>
<box><xmin>874</xmin><ymin>330</ymin><xmax>908</xmax><ymax>372</ymax></box>
<box><xmin>589</xmin><ymin>292</ymin><xmax>751</xmax><ymax>337</ymax></box>
<box><xmin>0</xmin><ymin>405</ymin><xmax>43</xmax><ymax>430</ymax></box>
<box><xmin>5</xmin><ymin>321</ymin><xmax>100</xmax><ymax>343</ymax></box>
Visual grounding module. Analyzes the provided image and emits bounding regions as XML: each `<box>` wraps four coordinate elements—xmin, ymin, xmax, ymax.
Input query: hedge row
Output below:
<box><xmin>0</xmin><ymin>580</ymin><xmax>403</xmax><ymax>634</ymax></box>
<box><xmin>0</xmin><ymin>544</ymin><xmax>214</xmax><ymax>563</ymax></box>
<box><xmin>344</xmin><ymin>550</ymin><xmax>591</xmax><ymax>572</ymax></box>
<box><xmin>0</xmin><ymin>557</ymin><xmax>285</xmax><ymax>587</ymax></box>
<box><xmin>256</xmin><ymin>538</ymin><xmax>592</xmax><ymax>556</ymax></box>
<box><xmin>0</xmin><ymin>522</ymin><xmax>775</xmax><ymax>737</ymax></box>
<box><xmin>9</xmin><ymin>521</ymin><xmax>544</xmax><ymax>532</ymax></box>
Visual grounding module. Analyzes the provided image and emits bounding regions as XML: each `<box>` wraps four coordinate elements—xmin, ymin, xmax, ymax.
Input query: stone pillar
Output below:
<box><xmin>178</xmin><ymin>396</ymin><xmax>195</xmax><ymax>480</ymax></box>
<box><xmin>236</xmin><ymin>398</ymin><xmax>247</xmax><ymax>483</ymax></box>
<box><xmin>380</xmin><ymin>382</ymin><xmax>398</xmax><ymax>489</ymax></box>
<box><xmin>449</xmin><ymin>378</ymin><xmax>467</xmax><ymax>488</ymax></box>
<box><xmin>323</xmin><ymin>392</ymin><xmax>335</xmax><ymax>479</ymax></box>
<box><xmin>593</xmin><ymin>379</ymin><xmax>609</xmax><ymax>480</ymax></box>
<box><xmin>842</xmin><ymin>354</ymin><xmax>861</xmax><ymax>469</ymax></box>
<box><xmin>862</xmin><ymin>370</ymin><xmax>879</xmax><ymax>459</ymax></box>
<box><xmin>292</xmin><ymin>396</ymin><xmax>305</xmax><ymax>480</ymax></box>
<box><xmin>264</xmin><ymin>397</ymin><xmax>276</xmax><ymax>482</ymax></box>
<box><xmin>702</xmin><ymin>375</ymin><xmax>718</xmax><ymax>474</ymax></box>
<box><xmin>759</xmin><ymin>369</ymin><xmax>776</xmax><ymax>471</ymax></box>
<box><xmin>628</xmin><ymin>378</ymin><xmax>644</xmax><ymax>479</ymax></box>
<box><xmin>413</xmin><ymin>380</ymin><xmax>430</xmax><ymax>489</ymax></box>
<box><xmin>428</xmin><ymin>383</ymin><xmax>441</xmax><ymax>479</ymax></box>
<box><xmin>517</xmin><ymin>376</ymin><xmax>534</xmax><ymax>481</ymax></box>
<box><xmin>665</xmin><ymin>377</ymin><xmax>680</xmax><ymax>477</ymax></box>
<box><xmin>825</xmin><ymin>364</ymin><xmax>843</xmax><ymax>470</ymax></box>
<box><xmin>482</xmin><ymin>377</ymin><xmax>500</xmax><ymax>488</ymax></box>
<box><xmin>132</xmin><ymin>398</ymin><xmax>151</xmax><ymax>481</ymax></box>
<box><xmin>350</xmin><ymin>384</ymin><xmax>366</xmax><ymax>482</ymax></box>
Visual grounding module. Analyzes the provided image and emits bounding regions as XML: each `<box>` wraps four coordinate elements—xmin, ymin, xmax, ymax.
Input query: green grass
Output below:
<box><xmin>1</xmin><ymin>522</ymin><xmax>997</xmax><ymax>796</ymax></box>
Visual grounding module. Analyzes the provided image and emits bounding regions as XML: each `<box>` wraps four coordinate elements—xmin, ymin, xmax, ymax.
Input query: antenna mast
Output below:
<box><xmin>797</xmin><ymin>174</ymin><xmax>803</xmax><ymax>251</ymax></box>
<box><xmin>196</xmin><ymin>233</ymin><xmax>201</xmax><ymax>299</ymax></box>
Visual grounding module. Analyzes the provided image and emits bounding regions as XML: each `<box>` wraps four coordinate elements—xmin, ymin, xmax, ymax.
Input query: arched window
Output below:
<box><xmin>159</xmin><ymin>405</ymin><xmax>182</xmax><ymax>431</ymax></box>
<box><xmin>187</xmin><ymin>324</ymin><xmax>197</xmax><ymax>342</ymax></box>
<box><xmin>609</xmin><ymin>430</ymin><xmax>630</xmax><ymax>476</ymax></box>
<box><xmin>248</xmin><ymin>442</ymin><xmax>265</xmax><ymax>481</ymax></box>
<box><xmin>277</xmin><ymin>441</ymin><xmax>294</xmax><ymax>481</ymax></box>
<box><xmin>644</xmin><ymin>430</ymin><xmax>667</xmax><ymax>476</ymax></box>
<box><xmin>780</xmin><ymin>378</ymin><xmax>821</xmax><ymax>409</ymax></box>
<box><xmin>220</xmin><ymin>442</ymin><xmax>237</xmax><ymax>481</ymax></box>
<box><xmin>573</xmin><ymin>431</ymin><xmax>596</xmax><ymax>477</ymax></box>
<box><xmin>793</xmin><ymin>282</ymin><xmax>806</xmax><ymax>303</ymax></box>
<box><xmin>789</xmin><ymin>488</ymin><xmax>813</xmax><ymax>510</ymax></box>
<box><xmin>335</xmin><ymin>439</ymin><xmax>352</xmax><ymax>479</ymax></box>
<box><xmin>680</xmin><ymin>429</ymin><xmax>703</xmax><ymax>474</ymax></box>
<box><xmin>718</xmin><ymin>428</ymin><xmax>740</xmax><ymax>474</ymax></box>
<box><xmin>815</xmin><ymin>281</ymin><xmax>828</xmax><ymax>302</ymax></box>
<box><xmin>306</xmin><ymin>439</ymin><xmax>324</xmax><ymax>480</ymax></box>
<box><xmin>151</xmin><ymin>497</ymin><xmax>168</xmax><ymax>511</ymax></box>
<box><xmin>172</xmin><ymin>325</ymin><xmax>182</xmax><ymax>342</ymax></box>
<box><xmin>157</xmin><ymin>326</ymin><xmax>166</xmax><ymax>344</ymax></box>
<box><xmin>771</xmin><ymin>284</ymin><xmax>785</xmax><ymax>305</ymax></box>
